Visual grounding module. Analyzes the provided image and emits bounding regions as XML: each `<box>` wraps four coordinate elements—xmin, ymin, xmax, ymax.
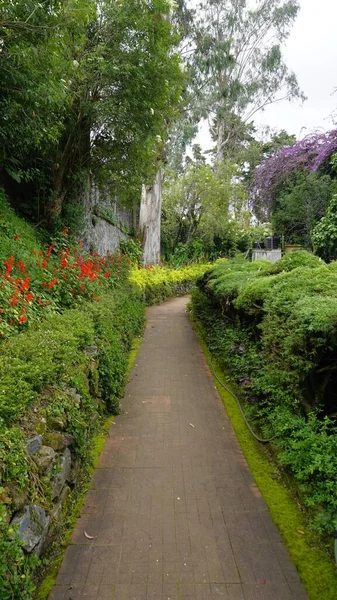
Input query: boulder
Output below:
<box><xmin>26</xmin><ymin>435</ymin><xmax>42</xmax><ymax>455</ymax></box>
<box><xmin>42</xmin><ymin>432</ymin><xmax>73</xmax><ymax>451</ymax></box>
<box><xmin>32</xmin><ymin>445</ymin><xmax>56</xmax><ymax>475</ymax></box>
<box><xmin>11</xmin><ymin>504</ymin><xmax>50</xmax><ymax>556</ymax></box>
<box><xmin>46</xmin><ymin>415</ymin><xmax>67</xmax><ymax>431</ymax></box>
<box><xmin>51</xmin><ymin>448</ymin><xmax>72</xmax><ymax>499</ymax></box>
<box><xmin>8</xmin><ymin>483</ymin><xmax>28</xmax><ymax>512</ymax></box>
<box><xmin>84</xmin><ymin>345</ymin><xmax>98</xmax><ymax>357</ymax></box>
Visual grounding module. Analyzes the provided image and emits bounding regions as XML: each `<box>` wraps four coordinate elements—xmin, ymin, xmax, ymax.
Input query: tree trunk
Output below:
<box><xmin>138</xmin><ymin>169</ymin><xmax>163</xmax><ymax>265</ymax></box>
<box><xmin>215</xmin><ymin>118</ymin><xmax>225</xmax><ymax>164</ymax></box>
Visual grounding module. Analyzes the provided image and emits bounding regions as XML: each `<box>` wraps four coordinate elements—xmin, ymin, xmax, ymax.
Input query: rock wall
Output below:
<box><xmin>8</xmin><ymin>386</ymin><xmax>86</xmax><ymax>558</ymax></box>
<box><xmin>82</xmin><ymin>178</ymin><xmax>135</xmax><ymax>255</ymax></box>
<box><xmin>89</xmin><ymin>217</ymin><xmax>127</xmax><ymax>256</ymax></box>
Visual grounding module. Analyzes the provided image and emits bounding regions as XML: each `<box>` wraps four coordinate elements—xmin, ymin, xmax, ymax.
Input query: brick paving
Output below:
<box><xmin>50</xmin><ymin>297</ymin><xmax>308</xmax><ymax>600</ymax></box>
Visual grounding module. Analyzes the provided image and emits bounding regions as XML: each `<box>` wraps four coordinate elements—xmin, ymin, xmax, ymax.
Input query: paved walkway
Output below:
<box><xmin>50</xmin><ymin>297</ymin><xmax>308</xmax><ymax>600</ymax></box>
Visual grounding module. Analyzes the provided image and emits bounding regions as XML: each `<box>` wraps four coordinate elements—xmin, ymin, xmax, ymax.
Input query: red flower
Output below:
<box><xmin>14</xmin><ymin>234</ymin><xmax>20</xmax><ymax>240</ymax></box>
<box><xmin>15</xmin><ymin>278</ymin><xmax>21</xmax><ymax>284</ymax></box>
<box><xmin>21</xmin><ymin>277</ymin><xmax>30</xmax><ymax>291</ymax></box>
<box><xmin>80</xmin><ymin>284</ymin><xmax>86</xmax><ymax>292</ymax></box>
<box><xmin>10</xmin><ymin>297</ymin><xmax>18</xmax><ymax>307</ymax></box>
<box><xmin>19</xmin><ymin>260</ymin><xmax>26</xmax><ymax>273</ymax></box>
<box><xmin>104</xmin><ymin>270</ymin><xmax>111</xmax><ymax>278</ymax></box>
<box><xmin>25</xmin><ymin>292</ymin><xmax>34</xmax><ymax>301</ymax></box>
<box><xmin>47</xmin><ymin>279</ymin><xmax>58</xmax><ymax>289</ymax></box>
<box><xmin>46</xmin><ymin>244</ymin><xmax>55</xmax><ymax>258</ymax></box>
<box><xmin>62</xmin><ymin>228</ymin><xmax>69</xmax><ymax>234</ymax></box>
<box><xmin>42</xmin><ymin>281</ymin><xmax>47</xmax><ymax>286</ymax></box>
<box><xmin>4</xmin><ymin>256</ymin><xmax>14</xmax><ymax>279</ymax></box>
<box><xmin>18</xmin><ymin>316</ymin><xmax>27</xmax><ymax>323</ymax></box>
<box><xmin>37</xmin><ymin>299</ymin><xmax>44</xmax><ymax>306</ymax></box>
<box><xmin>42</xmin><ymin>259</ymin><xmax>48</xmax><ymax>269</ymax></box>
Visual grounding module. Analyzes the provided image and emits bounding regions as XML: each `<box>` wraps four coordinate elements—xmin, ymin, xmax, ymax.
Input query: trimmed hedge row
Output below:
<box><xmin>0</xmin><ymin>286</ymin><xmax>144</xmax><ymax>600</ymax></box>
<box><xmin>192</xmin><ymin>252</ymin><xmax>337</xmax><ymax>538</ymax></box>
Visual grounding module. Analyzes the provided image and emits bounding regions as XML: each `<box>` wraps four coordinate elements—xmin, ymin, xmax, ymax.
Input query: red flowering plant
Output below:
<box><xmin>0</xmin><ymin>228</ymin><xmax>131</xmax><ymax>338</ymax></box>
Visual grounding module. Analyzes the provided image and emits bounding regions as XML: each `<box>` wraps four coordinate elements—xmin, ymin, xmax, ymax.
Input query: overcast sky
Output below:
<box><xmin>194</xmin><ymin>0</ymin><xmax>337</xmax><ymax>150</ymax></box>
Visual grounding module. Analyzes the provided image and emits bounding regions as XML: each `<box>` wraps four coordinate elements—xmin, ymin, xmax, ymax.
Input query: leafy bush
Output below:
<box><xmin>192</xmin><ymin>251</ymin><xmax>337</xmax><ymax>536</ymax></box>
<box><xmin>130</xmin><ymin>263</ymin><xmax>212</xmax><ymax>305</ymax></box>
<box><xmin>0</xmin><ymin>286</ymin><xmax>144</xmax><ymax>599</ymax></box>
<box><xmin>119</xmin><ymin>239</ymin><xmax>143</xmax><ymax>265</ymax></box>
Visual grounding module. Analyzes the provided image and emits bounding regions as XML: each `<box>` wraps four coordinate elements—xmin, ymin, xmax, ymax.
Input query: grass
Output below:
<box><xmin>37</xmin><ymin>336</ymin><xmax>143</xmax><ymax>599</ymax></box>
<box><xmin>190</xmin><ymin>314</ymin><xmax>337</xmax><ymax>600</ymax></box>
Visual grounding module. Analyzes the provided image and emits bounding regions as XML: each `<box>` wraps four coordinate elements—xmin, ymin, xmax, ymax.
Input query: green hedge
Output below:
<box><xmin>192</xmin><ymin>252</ymin><xmax>337</xmax><ymax>538</ymax></box>
<box><xmin>0</xmin><ymin>285</ymin><xmax>144</xmax><ymax>600</ymax></box>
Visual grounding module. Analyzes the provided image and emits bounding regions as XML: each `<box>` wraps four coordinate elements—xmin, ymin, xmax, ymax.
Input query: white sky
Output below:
<box><xmin>194</xmin><ymin>0</ymin><xmax>337</xmax><ymax>150</ymax></box>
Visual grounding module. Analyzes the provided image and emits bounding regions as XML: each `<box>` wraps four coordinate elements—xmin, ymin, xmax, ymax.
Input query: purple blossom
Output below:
<box><xmin>251</xmin><ymin>128</ymin><xmax>337</xmax><ymax>216</ymax></box>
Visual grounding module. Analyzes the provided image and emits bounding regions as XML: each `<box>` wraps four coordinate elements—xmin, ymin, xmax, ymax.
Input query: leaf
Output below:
<box><xmin>84</xmin><ymin>531</ymin><xmax>95</xmax><ymax>539</ymax></box>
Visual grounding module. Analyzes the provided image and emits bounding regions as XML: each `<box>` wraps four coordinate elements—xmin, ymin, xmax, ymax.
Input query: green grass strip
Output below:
<box><xmin>191</xmin><ymin>315</ymin><xmax>337</xmax><ymax>600</ymax></box>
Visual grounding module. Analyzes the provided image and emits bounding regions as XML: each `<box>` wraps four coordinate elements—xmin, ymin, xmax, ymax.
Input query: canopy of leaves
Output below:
<box><xmin>0</xmin><ymin>0</ymin><xmax>183</xmax><ymax>224</ymax></box>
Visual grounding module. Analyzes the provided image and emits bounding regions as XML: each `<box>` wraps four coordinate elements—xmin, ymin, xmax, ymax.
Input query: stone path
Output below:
<box><xmin>50</xmin><ymin>297</ymin><xmax>308</xmax><ymax>600</ymax></box>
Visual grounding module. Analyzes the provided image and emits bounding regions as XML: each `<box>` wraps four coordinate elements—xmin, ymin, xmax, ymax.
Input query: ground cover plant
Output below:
<box><xmin>191</xmin><ymin>251</ymin><xmax>337</xmax><ymax>541</ymax></box>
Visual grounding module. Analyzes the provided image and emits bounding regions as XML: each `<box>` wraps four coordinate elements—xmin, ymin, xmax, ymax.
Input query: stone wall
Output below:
<box><xmin>8</xmin><ymin>385</ymin><xmax>87</xmax><ymax>558</ymax></box>
<box><xmin>82</xmin><ymin>179</ymin><xmax>136</xmax><ymax>255</ymax></box>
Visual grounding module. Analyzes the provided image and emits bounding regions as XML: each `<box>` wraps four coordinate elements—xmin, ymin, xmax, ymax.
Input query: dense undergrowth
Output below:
<box><xmin>0</xmin><ymin>192</ymin><xmax>208</xmax><ymax>599</ymax></box>
<box><xmin>192</xmin><ymin>252</ymin><xmax>337</xmax><ymax>542</ymax></box>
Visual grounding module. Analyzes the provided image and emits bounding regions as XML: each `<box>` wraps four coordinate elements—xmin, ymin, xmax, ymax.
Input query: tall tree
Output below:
<box><xmin>191</xmin><ymin>0</ymin><xmax>304</xmax><ymax>162</ymax></box>
<box><xmin>0</xmin><ymin>0</ymin><xmax>183</xmax><ymax>227</ymax></box>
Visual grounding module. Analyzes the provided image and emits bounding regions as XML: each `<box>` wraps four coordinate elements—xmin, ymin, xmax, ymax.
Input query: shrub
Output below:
<box><xmin>130</xmin><ymin>263</ymin><xmax>212</xmax><ymax>305</ymax></box>
<box><xmin>192</xmin><ymin>251</ymin><xmax>337</xmax><ymax>536</ymax></box>
<box><xmin>0</xmin><ymin>286</ymin><xmax>144</xmax><ymax>599</ymax></box>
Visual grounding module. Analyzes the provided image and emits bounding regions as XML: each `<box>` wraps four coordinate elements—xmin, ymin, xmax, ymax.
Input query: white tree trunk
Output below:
<box><xmin>139</xmin><ymin>169</ymin><xmax>163</xmax><ymax>265</ymax></box>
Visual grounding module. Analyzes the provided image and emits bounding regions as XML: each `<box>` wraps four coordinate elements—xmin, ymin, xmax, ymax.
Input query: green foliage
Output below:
<box><xmin>312</xmin><ymin>195</ymin><xmax>337</xmax><ymax>261</ymax></box>
<box><xmin>130</xmin><ymin>263</ymin><xmax>212</xmax><ymax>305</ymax></box>
<box><xmin>1</xmin><ymin>0</ymin><xmax>183</xmax><ymax>223</ymax></box>
<box><xmin>193</xmin><ymin>251</ymin><xmax>337</xmax><ymax>537</ymax></box>
<box><xmin>119</xmin><ymin>239</ymin><xmax>143</xmax><ymax>265</ymax></box>
<box><xmin>266</xmin><ymin>249</ymin><xmax>323</xmax><ymax>274</ymax></box>
<box><xmin>272</xmin><ymin>172</ymin><xmax>337</xmax><ymax>247</ymax></box>
<box><xmin>162</xmin><ymin>160</ymin><xmax>248</xmax><ymax>259</ymax></box>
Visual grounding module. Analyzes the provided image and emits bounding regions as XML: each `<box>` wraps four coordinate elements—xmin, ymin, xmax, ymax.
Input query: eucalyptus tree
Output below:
<box><xmin>191</xmin><ymin>0</ymin><xmax>304</xmax><ymax>162</ymax></box>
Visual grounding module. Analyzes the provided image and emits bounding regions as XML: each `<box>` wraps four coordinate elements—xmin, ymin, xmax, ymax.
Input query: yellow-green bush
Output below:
<box><xmin>130</xmin><ymin>263</ymin><xmax>213</xmax><ymax>305</ymax></box>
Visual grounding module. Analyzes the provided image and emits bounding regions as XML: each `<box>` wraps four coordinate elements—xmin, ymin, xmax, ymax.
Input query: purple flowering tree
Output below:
<box><xmin>251</xmin><ymin>128</ymin><xmax>337</xmax><ymax>217</ymax></box>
